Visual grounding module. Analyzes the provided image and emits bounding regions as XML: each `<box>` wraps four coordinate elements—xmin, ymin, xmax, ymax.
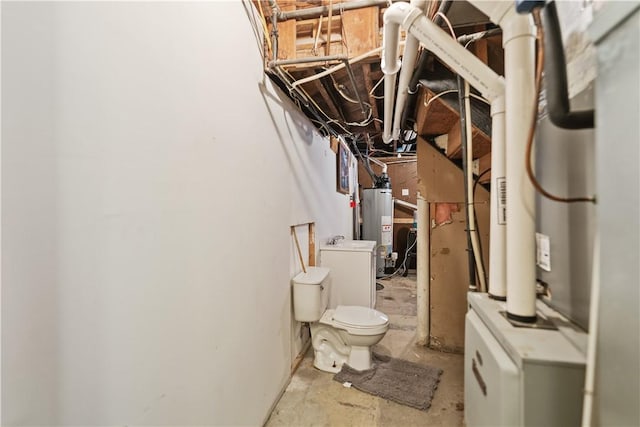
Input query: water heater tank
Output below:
<box><xmin>361</xmin><ymin>188</ymin><xmax>393</xmax><ymax>277</ymax></box>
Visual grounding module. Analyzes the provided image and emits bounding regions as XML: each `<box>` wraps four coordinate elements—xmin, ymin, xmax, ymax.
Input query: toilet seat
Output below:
<box><xmin>321</xmin><ymin>306</ymin><xmax>389</xmax><ymax>336</ymax></box>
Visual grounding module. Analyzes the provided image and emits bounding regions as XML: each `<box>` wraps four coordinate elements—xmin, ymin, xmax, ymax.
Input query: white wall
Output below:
<box><xmin>1</xmin><ymin>2</ymin><xmax>353</xmax><ymax>425</ymax></box>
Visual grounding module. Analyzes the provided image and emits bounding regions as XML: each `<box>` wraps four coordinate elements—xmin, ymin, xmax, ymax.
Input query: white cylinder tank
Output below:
<box><xmin>292</xmin><ymin>267</ymin><xmax>331</xmax><ymax>322</ymax></box>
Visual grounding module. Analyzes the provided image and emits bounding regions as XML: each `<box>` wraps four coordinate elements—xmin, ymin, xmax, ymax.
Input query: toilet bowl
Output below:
<box><xmin>292</xmin><ymin>267</ymin><xmax>390</xmax><ymax>373</ymax></box>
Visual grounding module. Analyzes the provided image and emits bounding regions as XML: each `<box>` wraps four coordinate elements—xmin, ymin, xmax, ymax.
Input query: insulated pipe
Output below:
<box><xmin>488</xmin><ymin>95</ymin><xmax>507</xmax><ymax>300</ymax></box>
<box><xmin>416</xmin><ymin>194</ymin><xmax>429</xmax><ymax>346</ymax></box>
<box><xmin>390</xmin><ymin>0</ymin><xmax>428</xmax><ymax>142</ymax></box>
<box><xmin>542</xmin><ymin>1</ymin><xmax>594</xmax><ymax>129</ymax></box>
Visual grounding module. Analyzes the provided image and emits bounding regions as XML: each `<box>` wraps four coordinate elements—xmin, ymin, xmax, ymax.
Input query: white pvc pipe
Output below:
<box><xmin>502</xmin><ymin>13</ymin><xmax>537</xmax><ymax>320</ymax></box>
<box><xmin>582</xmin><ymin>232</ymin><xmax>600</xmax><ymax>426</ymax></box>
<box><xmin>381</xmin><ymin>2</ymin><xmax>408</xmax><ymax>144</ymax></box>
<box><xmin>394</xmin><ymin>198</ymin><xmax>418</xmax><ymax>211</ymax></box>
<box><xmin>463</xmin><ymin>80</ymin><xmax>487</xmax><ymax>293</ymax></box>
<box><xmin>381</xmin><ymin>2</ymin><xmax>504</xmax><ymax>144</ymax></box>
<box><xmin>416</xmin><ymin>194</ymin><xmax>429</xmax><ymax>345</ymax></box>
<box><xmin>488</xmin><ymin>95</ymin><xmax>507</xmax><ymax>299</ymax></box>
<box><xmin>390</xmin><ymin>0</ymin><xmax>428</xmax><ymax>142</ymax></box>
<box><xmin>471</xmin><ymin>0</ymin><xmax>537</xmax><ymax>321</ymax></box>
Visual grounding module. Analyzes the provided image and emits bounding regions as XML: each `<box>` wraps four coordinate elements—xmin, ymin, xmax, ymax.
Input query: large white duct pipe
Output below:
<box><xmin>488</xmin><ymin>95</ymin><xmax>506</xmax><ymax>299</ymax></box>
<box><xmin>390</xmin><ymin>0</ymin><xmax>428</xmax><ymax>142</ymax></box>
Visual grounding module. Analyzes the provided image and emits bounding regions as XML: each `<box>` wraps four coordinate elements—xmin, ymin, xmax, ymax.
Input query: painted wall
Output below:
<box><xmin>1</xmin><ymin>2</ymin><xmax>353</xmax><ymax>425</ymax></box>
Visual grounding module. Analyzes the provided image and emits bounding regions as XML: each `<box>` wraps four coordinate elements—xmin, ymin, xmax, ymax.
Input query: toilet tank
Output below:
<box><xmin>292</xmin><ymin>267</ymin><xmax>330</xmax><ymax>322</ymax></box>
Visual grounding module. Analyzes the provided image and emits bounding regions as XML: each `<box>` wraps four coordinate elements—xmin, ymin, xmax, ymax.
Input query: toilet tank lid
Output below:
<box><xmin>333</xmin><ymin>305</ymin><xmax>389</xmax><ymax>327</ymax></box>
<box><xmin>293</xmin><ymin>267</ymin><xmax>330</xmax><ymax>285</ymax></box>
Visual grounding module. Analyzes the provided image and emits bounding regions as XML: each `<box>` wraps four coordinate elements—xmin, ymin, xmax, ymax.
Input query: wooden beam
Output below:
<box><xmin>310</xmin><ymin>75</ymin><xmax>344</xmax><ymax>121</ymax></box>
<box><xmin>415</xmin><ymin>88</ymin><xmax>459</xmax><ymax>136</ymax></box>
<box><xmin>361</xmin><ymin>63</ymin><xmax>381</xmax><ymax>133</ymax></box>
<box><xmin>278</xmin><ymin>3</ymin><xmax>297</xmax><ymax>60</ymax></box>
<box><xmin>342</xmin><ymin>5</ymin><xmax>379</xmax><ymax>57</ymax></box>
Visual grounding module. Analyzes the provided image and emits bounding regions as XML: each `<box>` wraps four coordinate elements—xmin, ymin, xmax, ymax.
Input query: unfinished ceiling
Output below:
<box><xmin>253</xmin><ymin>0</ymin><xmax>503</xmax><ymax>171</ymax></box>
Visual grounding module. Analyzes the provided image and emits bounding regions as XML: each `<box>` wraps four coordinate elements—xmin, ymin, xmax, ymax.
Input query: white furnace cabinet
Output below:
<box><xmin>320</xmin><ymin>240</ymin><xmax>376</xmax><ymax>309</ymax></box>
<box><xmin>465</xmin><ymin>293</ymin><xmax>587</xmax><ymax>427</ymax></box>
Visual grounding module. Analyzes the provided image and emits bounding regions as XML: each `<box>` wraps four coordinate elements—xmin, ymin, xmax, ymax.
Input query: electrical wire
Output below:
<box><xmin>379</xmin><ymin>229</ymin><xmax>418</xmax><ymax>279</ymax></box>
<box><xmin>527</xmin><ymin>9</ymin><xmax>596</xmax><ymax>204</ymax></box>
<box><xmin>426</xmin><ymin>90</ymin><xmax>490</xmax><ymax>108</ymax></box>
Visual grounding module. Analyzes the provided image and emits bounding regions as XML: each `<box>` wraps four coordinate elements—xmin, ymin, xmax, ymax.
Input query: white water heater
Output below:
<box><xmin>361</xmin><ymin>188</ymin><xmax>393</xmax><ymax>277</ymax></box>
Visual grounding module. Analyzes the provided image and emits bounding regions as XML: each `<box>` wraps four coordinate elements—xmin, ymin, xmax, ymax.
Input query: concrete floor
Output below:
<box><xmin>266</xmin><ymin>274</ymin><xmax>465</xmax><ymax>427</ymax></box>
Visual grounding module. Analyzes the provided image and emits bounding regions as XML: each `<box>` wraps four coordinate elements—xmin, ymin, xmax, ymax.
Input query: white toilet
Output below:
<box><xmin>293</xmin><ymin>266</ymin><xmax>389</xmax><ymax>373</ymax></box>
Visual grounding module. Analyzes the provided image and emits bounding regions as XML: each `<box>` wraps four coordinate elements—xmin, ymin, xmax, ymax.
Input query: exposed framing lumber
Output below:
<box><xmin>361</xmin><ymin>63</ymin><xmax>381</xmax><ymax>133</ymax></box>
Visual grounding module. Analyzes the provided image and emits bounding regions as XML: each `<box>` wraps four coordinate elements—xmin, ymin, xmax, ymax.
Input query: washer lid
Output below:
<box><xmin>332</xmin><ymin>306</ymin><xmax>389</xmax><ymax>327</ymax></box>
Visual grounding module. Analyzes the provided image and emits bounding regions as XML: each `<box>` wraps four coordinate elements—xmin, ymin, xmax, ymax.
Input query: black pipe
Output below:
<box><xmin>542</xmin><ymin>1</ymin><xmax>594</xmax><ymax>129</ymax></box>
<box><xmin>400</xmin><ymin>0</ymin><xmax>453</xmax><ymax>129</ymax></box>
<box><xmin>457</xmin><ymin>75</ymin><xmax>477</xmax><ymax>291</ymax></box>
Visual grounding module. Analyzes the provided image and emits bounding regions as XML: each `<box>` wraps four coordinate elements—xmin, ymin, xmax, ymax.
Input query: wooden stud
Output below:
<box><xmin>308</xmin><ymin>222</ymin><xmax>316</xmax><ymax>267</ymax></box>
<box><xmin>291</xmin><ymin>226</ymin><xmax>307</xmax><ymax>273</ymax></box>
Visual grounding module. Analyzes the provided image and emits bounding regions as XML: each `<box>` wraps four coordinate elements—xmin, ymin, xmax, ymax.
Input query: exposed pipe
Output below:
<box><xmin>290</xmin><ymin>42</ymin><xmax>406</xmax><ymax>90</ymax></box>
<box><xmin>416</xmin><ymin>194</ymin><xmax>430</xmax><ymax>346</ymax></box>
<box><xmin>277</xmin><ymin>0</ymin><xmax>389</xmax><ymax>22</ymax></box>
<box><xmin>382</xmin><ymin>2</ymin><xmax>505</xmax><ymax>107</ymax></box>
<box><xmin>390</xmin><ymin>0</ymin><xmax>428</xmax><ymax>142</ymax></box>
<box><xmin>394</xmin><ymin>198</ymin><xmax>418</xmax><ymax>211</ymax></box>
<box><xmin>382</xmin><ymin>1</ymin><xmax>537</xmax><ymax>318</ymax></box>
<box><xmin>401</xmin><ymin>0</ymin><xmax>453</xmax><ymax>129</ymax></box>
<box><xmin>542</xmin><ymin>1</ymin><xmax>595</xmax><ymax>129</ymax></box>
<box><xmin>269</xmin><ymin>0</ymin><xmax>279</xmax><ymax>61</ymax></box>
<box><xmin>473</xmin><ymin>1</ymin><xmax>538</xmax><ymax>321</ymax></box>
<box><xmin>488</xmin><ymin>95</ymin><xmax>507</xmax><ymax>300</ymax></box>
<box><xmin>463</xmin><ymin>79</ymin><xmax>487</xmax><ymax>293</ymax></box>
<box><xmin>457</xmin><ymin>76</ymin><xmax>478</xmax><ymax>292</ymax></box>
<box><xmin>582</xmin><ymin>232</ymin><xmax>600</xmax><ymax>427</ymax></box>
<box><xmin>269</xmin><ymin>54</ymin><xmax>347</xmax><ymax>67</ymax></box>
<box><xmin>381</xmin><ymin>3</ymin><xmax>409</xmax><ymax>143</ymax></box>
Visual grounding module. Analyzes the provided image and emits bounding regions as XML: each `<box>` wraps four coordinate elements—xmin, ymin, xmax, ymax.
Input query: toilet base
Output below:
<box><xmin>311</xmin><ymin>323</ymin><xmax>350</xmax><ymax>373</ymax></box>
<box><xmin>347</xmin><ymin>345</ymin><xmax>373</xmax><ymax>371</ymax></box>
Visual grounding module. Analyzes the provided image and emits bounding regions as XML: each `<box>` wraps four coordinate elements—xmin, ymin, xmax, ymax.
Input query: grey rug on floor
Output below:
<box><xmin>333</xmin><ymin>353</ymin><xmax>443</xmax><ymax>411</ymax></box>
